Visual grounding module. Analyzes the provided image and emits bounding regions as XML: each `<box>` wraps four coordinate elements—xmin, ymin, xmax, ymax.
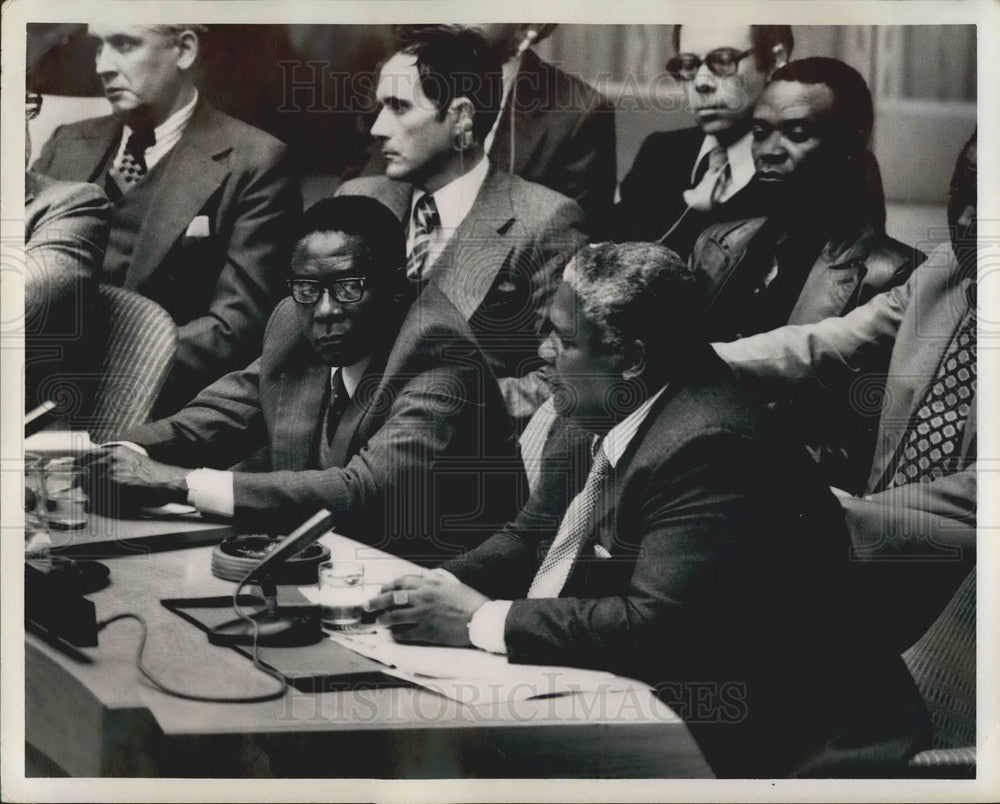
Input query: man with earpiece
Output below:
<box><xmin>339</xmin><ymin>25</ymin><xmax>588</xmax><ymax>424</ymax></box>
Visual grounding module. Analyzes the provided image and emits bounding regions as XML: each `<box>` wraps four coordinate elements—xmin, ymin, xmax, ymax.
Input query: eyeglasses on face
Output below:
<box><xmin>287</xmin><ymin>277</ymin><xmax>367</xmax><ymax>305</ymax></box>
<box><xmin>666</xmin><ymin>47</ymin><xmax>755</xmax><ymax>81</ymax></box>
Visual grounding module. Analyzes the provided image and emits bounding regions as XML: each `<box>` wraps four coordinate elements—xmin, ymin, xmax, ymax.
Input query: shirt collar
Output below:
<box><xmin>331</xmin><ymin>355</ymin><xmax>371</xmax><ymax>398</ymax></box>
<box><xmin>411</xmin><ymin>154</ymin><xmax>489</xmax><ymax>233</ymax></box>
<box><xmin>597</xmin><ymin>385</ymin><xmax>669</xmax><ymax>468</ymax></box>
<box><xmin>691</xmin><ymin>130</ymin><xmax>756</xmax><ymax>193</ymax></box>
<box><xmin>122</xmin><ymin>88</ymin><xmax>199</xmax><ymax>144</ymax></box>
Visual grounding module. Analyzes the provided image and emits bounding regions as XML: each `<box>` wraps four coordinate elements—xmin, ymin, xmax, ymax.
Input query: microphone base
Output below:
<box><xmin>208</xmin><ymin>605</ymin><xmax>323</xmax><ymax>648</ymax></box>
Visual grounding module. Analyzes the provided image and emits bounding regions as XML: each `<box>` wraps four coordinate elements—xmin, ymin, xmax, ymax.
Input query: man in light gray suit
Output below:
<box><xmin>338</xmin><ymin>25</ymin><xmax>587</xmax><ymax>424</ymax></box>
<box><xmin>714</xmin><ymin>133</ymin><xmax>977</xmax><ymax>649</ymax></box>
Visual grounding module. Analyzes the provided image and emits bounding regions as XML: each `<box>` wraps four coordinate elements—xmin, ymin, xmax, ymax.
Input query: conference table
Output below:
<box><xmin>25</xmin><ymin>514</ymin><xmax>714</xmax><ymax>778</ymax></box>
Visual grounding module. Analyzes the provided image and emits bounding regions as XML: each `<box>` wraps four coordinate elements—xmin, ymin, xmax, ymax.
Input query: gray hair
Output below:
<box><xmin>563</xmin><ymin>241</ymin><xmax>701</xmax><ymax>353</ymax></box>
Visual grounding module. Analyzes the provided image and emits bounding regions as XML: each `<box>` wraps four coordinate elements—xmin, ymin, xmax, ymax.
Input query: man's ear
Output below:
<box><xmin>176</xmin><ymin>29</ymin><xmax>200</xmax><ymax>71</ymax></box>
<box><xmin>449</xmin><ymin>96</ymin><xmax>476</xmax><ymax>146</ymax></box>
<box><xmin>621</xmin><ymin>339</ymin><xmax>647</xmax><ymax>381</ymax></box>
<box><xmin>768</xmin><ymin>43</ymin><xmax>789</xmax><ymax>76</ymax></box>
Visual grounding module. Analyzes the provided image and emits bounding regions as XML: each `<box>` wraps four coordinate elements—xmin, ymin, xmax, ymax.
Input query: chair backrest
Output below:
<box><xmin>519</xmin><ymin>397</ymin><xmax>558</xmax><ymax>494</ymax></box>
<box><xmin>88</xmin><ymin>285</ymin><xmax>176</xmax><ymax>443</ymax></box>
<box><xmin>902</xmin><ymin>568</ymin><xmax>976</xmax><ymax>749</ymax></box>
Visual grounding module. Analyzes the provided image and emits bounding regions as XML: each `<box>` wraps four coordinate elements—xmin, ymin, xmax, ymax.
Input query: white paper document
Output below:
<box><xmin>325</xmin><ymin>626</ymin><xmax>647</xmax><ymax>707</ymax></box>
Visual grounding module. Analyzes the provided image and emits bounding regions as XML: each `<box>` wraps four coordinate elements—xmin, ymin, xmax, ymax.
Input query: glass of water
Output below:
<box><xmin>318</xmin><ymin>561</ymin><xmax>366</xmax><ymax>633</ymax></box>
<box><xmin>44</xmin><ymin>457</ymin><xmax>88</xmax><ymax>531</ymax></box>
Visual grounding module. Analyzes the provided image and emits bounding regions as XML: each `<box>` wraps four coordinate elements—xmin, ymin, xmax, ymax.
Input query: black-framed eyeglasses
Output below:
<box><xmin>666</xmin><ymin>47</ymin><xmax>755</xmax><ymax>81</ymax></box>
<box><xmin>287</xmin><ymin>277</ymin><xmax>367</xmax><ymax>305</ymax></box>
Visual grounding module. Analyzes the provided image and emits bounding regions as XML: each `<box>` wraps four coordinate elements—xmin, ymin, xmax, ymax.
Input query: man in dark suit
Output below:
<box><xmin>368</xmin><ymin>242</ymin><xmax>929</xmax><ymax>777</ymax></box>
<box><xmin>32</xmin><ymin>24</ymin><xmax>301</xmax><ymax>416</ymax></box>
<box><xmin>714</xmin><ymin>133</ymin><xmax>978</xmax><ymax>650</ymax></box>
<box><xmin>82</xmin><ymin>197</ymin><xmax>525</xmax><ymax>565</ymax></box>
<box><xmin>364</xmin><ymin>24</ymin><xmax>616</xmax><ymax>230</ymax></box>
<box><xmin>339</xmin><ymin>25</ymin><xmax>587</xmax><ymax>424</ymax></box>
<box><xmin>693</xmin><ymin>58</ymin><xmax>925</xmax><ymax>491</ymax></box>
<box><xmin>612</xmin><ymin>24</ymin><xmax>793</xmax><ymax>258</ymax></box>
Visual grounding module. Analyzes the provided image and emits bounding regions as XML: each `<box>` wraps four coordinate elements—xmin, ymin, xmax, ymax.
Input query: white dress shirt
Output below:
<box><xmin>688</xmin><ymin>130</ymin><xmax>756</xmax><ymax>204</ymax></box>
<box><xmin>462</xmin><ymin>385</ymin><xmax>669</xmax><ymax>654</ymax></box>
<box><xmin>117</xmin><ymin>356</ymin><xmax>370</xmax><ymax>517</ymax></box>
<box><xmin>114</xmin><ymin>89</ymin><xmax>199</xmax><ymax>171</ymax></box>
<box><xmin>406</xmin><ymin>154</ymin><xmax>490</xmax><ymax>274</ymax></box>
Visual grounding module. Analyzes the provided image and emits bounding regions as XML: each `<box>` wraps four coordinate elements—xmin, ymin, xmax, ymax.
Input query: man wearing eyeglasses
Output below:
<box><xmin>82</xmin><ymin>197</ymin><xmax>526</xmax><ymax>564</ymax></box>
<box><xmin>612</xmin><ymin>24</ymin><xmax>793</xmax><ymax>258</ymax></box>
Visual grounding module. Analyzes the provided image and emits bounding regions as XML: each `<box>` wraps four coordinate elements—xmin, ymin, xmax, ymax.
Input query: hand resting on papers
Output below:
<box><xmin>365</xmin><ymin>573</ymin><xmax>489</xmax><ymax>647</ymax></box>
<box><xmin>79</xmin><ymin>445</ymin><xmax>190</xmax><ymax>515</ymax></box>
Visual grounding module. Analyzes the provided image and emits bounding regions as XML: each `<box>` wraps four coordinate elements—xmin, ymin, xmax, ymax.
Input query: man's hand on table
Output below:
<box><xmin>79</xmin><ymin>445</ymin><xmax>189</xmax><ymax>512</ymax></box>
<box><xmin>365</xmin><ymin>573</ymin><xmax>490</xmax><ymax>647</ymax></box>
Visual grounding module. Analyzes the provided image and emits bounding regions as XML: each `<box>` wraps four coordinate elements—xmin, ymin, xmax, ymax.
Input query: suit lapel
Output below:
<box><xmin>271</xmin><ymin>364</ymin><xmax>328</xmax><ymax>470</ymax></box>
<box><xmin>46</xmin><ymin>117</ymin><xmax>120</xmax><ymax>182</ymax></box>
<box><xmin>325</xmin><ymin>347</ymin><xmax>393</xmax><ymax>468</ymax></box>
<box><xmin>426</xmin><ymin>167</ymin><xmax>517</xmax><ymax>319</ymax></box>
<box><xmin>124</xmin><ymin>102</ymin><xmax>230</xmax><ymax>291</ymax></box>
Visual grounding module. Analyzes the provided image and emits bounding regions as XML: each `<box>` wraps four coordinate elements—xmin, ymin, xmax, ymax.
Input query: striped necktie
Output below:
<box><xmin>406</xmin><ymin>194</ymin><xmax>440</xmax><ymax>282</ymax></box>
<box><xmin>528</xmin><ymin>445</ymin><xmax>612</xmax><ymax>598</ymax></box>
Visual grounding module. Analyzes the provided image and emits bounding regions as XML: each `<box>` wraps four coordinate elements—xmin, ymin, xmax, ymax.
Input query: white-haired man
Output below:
<box><xmin>368</xmin><ymin>241</ymin><xmax>929</xmax><ymax>778</ymax></box>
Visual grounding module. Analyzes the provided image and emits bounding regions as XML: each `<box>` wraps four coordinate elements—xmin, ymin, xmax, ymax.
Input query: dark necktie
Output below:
<box><xmin>116</xmin><ymin>127</ymin><xmax>156</xmax><ymax>188</ymax></box>
<box><xmin>528</xmin><ymin>446</ymin><xmax>612</xmax><ymax>598</ymax></box>
<box><xmin>322</xmin><ymin>369</ymin><xmax>349</xmax><ymax>447</ymax></box>
<box><xmin>878</xmin><ymin>304</ymin><xmax>976</xmax><ymax>491</ymax></box>
<box><xmin>406</xmin><ymin>194</ymin><xmax>440</xmax><ymax>282</ymax></box>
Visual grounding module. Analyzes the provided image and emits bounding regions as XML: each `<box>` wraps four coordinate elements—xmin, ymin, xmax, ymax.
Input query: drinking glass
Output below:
<box><xmin>44</xmin><ymin>457</ymin><xmax>88</xmax><ymax>531</ymax></box>
<box><xmin>318</xmin><ymin>561</ymin><xmax>367</xmax><ymax>633</ymax></box>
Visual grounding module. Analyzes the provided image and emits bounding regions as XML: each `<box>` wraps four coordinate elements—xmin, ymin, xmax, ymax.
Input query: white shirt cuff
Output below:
<box><xmin>468</xmin><ymin>600</ymin><xmax>513</xmax><ymax>654</ymax></box>
<box><xmin>103</xmin><ymin>441</ymin><xmax>148</xmax><ymax>456</ymax></box>
<box><xmin>185</xmin><ymin>468</ymin><xmax>235</xmax><ymax>517</ymax></box>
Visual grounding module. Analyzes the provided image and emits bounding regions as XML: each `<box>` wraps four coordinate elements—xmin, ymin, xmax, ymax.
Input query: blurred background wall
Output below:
<box><xmin>27</xmin><ymin>23</ymin><xmax>976</xmax><ymax>248</ymax></box>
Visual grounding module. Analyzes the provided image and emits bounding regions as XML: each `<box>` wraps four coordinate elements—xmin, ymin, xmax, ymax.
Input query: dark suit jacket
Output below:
<box><xmin>442</xmin><ymin>350</ymin><xmax>929</xmax><ymax>777</ymax></box>
<box><xmin>695</xmin><ymin>217</ymin><xmax>924</xmax><ymax>340</ymax></box>
<box><xmin>32</xmin><ymin>100</ymin><xmax>302</xmax><ymax>416</ymax></box>
<box><xmin>126</xmin><ymin>285</ymin><xmax>526</xmax><ymax>564</ymax></box>
<box><xmin>24</xmin><ymin>171</ymin><xmax>110</xmax><ymax>420</ymax></box>
<box><xmin>612</xmin><ymin>126</ymin><xmax>770</xmax><ymax>259</ymax></box>
<box><xmin>716</xmin><ymin>242</ymin><xmax>976</xmax><ymax>648</ymax></box>
<box><xmin>361</xmin><ymin>49</ymin><xmax>615</xmax><ymax>235</ymax></box>
<box><xmin>337</xmin><ymin>167</ymin><xmax>587</xmax><ymax>420</ymax></box>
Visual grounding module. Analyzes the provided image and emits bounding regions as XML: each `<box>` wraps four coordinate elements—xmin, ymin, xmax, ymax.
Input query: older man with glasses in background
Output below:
<box><xmin>612</xmin><ymin>24</ymin><xmax>793</xmax><ymax>258</ymax></box>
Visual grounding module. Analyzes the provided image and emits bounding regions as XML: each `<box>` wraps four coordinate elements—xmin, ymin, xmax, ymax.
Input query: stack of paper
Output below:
<box><xmin>327</xmin><ymin>627</ymin><xmax>646</xmax><ymax>707</ymax></box>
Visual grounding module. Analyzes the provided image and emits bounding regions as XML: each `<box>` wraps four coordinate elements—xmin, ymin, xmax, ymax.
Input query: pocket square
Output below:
<box><xmin>185</xmin><ymin>215</ymin><xmax>210</xmax><ymax>238</ymax></box>
<box><xmin>593</xmin><ymin>544</ymin><xmax>612</xmax><ymax>559</ymax></box>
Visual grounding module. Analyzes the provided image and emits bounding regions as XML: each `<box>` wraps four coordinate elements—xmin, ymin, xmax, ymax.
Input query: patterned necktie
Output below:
<box><xmin>115</xmin><ymin>128</ymin><xmax>156</xmax><ymax>189</ymax></box>
<box><xmin>528</xmin><ymin>446</ymin><xmax>612</xmax><ymax>598</ymax></box>
<box><xmin>683</xmin><ymin>145</ymin><xmax>730</xmax><ymax>212</ymax></box>
<box><xmin>406</xmin><ymin>194</ymin><xmax>440</xmax><ymax>282</ymax></box>
<box><xmin>879</xmin><ymin>304</ymin><xmax>976</xmax><ymax>490</ymax></box>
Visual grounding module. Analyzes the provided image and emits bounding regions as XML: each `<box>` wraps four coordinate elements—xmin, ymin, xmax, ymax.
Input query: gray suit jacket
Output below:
<box><xmin>127</xmin><ymin>285</ymin><xmax>526</xmax><ymax>564</ymax></box>
<box><xmin>337</xmin><ymin>166</ymin><xmax>587</xmax><ymax>420</ymax></box>
<box><xmin>715</xmin><ymin>242</ymin><xmax>976</xmax><ymax>647</ymax></box>
<box><xmin>24</xmin><ymin>171</ymin><xmax>110</xmax><ymax>417</ymax></box>
<box><xmin>32</xmin><ymin>100</ymin><xmax>302</xmax><ymax>415</ymax></box>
